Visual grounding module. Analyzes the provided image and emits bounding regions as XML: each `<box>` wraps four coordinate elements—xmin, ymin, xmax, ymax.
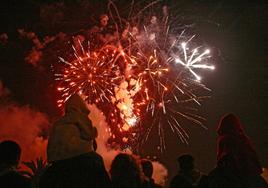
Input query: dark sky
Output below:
<box><xmin>0</xmin><ymin>0</ymin><xmax>268</xmax><ymax>182</ymax></box>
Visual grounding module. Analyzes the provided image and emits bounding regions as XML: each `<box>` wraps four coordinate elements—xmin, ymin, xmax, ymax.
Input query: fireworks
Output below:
<box><xmin>174</xmin><ymin>42</ymin><xmax>215</xmax><ymax>81</ymax></box>
<box><xmin>55</xmin><ymin>1</ymin><xmax>215</xmax><ymax>151</ymax></box>
<box><xmin>56</xmin><ymin>46</ymin><xmax>125</xmax><ymax>107</ymax></box>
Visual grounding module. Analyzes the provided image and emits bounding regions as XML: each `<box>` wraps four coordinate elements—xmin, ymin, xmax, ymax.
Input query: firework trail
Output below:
<box><xmin>55</xmin><ymin>0</ymin><xmax>215</xmax><ymax>152</ymax></box>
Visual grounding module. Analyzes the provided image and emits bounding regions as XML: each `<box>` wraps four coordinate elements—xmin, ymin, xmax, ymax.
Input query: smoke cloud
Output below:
<box><xmin>152</xmin><ymin>161</ymin><xmax>168</xmax><ymax>186</ymax></box>
<box><xmin>88</xmin><ymin>103</ymin><xmax>121</xmax><ymax>171</ymax></box>
<box><xmin>0</xmin><ymin>81</ymin><xmax>49</xmax><ymax>167</ymax></box>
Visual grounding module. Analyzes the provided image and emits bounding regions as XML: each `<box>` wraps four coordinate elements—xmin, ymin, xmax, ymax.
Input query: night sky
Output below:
<box><xmin>0</xmin><ymin>0</ymin><xmax>267</xmax><ymax>182</ymax></box>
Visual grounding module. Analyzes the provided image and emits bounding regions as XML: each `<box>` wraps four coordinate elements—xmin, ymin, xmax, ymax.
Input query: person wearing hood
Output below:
<box><xmin>208</xmin><ymin>113</ymin><xmax>267</xmax><ymax>188</ymax></box>
<box><xmin>40</xmin><ymin>94</ymin><xmax>111</xmax><ymax>188</ymax></box>
<box><xmin>47</xmin><ymin>93</ymin><xmax>98</xmax><ymax>162</ymax></box>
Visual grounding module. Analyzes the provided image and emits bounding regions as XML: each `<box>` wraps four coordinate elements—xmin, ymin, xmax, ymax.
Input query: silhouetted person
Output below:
<box><xmin>0</xmin><ymin>140</ymin><xmax>30</xmax><ymax>188</ymax></box>
<box><xmin>47</xmin><ymin>94</ymin><xmax>98</xmax><ymax>161</ymax></box>
<box><xmin>40</xmin><ymin>152</ymin><xmax>110</xmax><ymax>188</ymax></box>
<box><xmin>40</xmin><ymin>94</ymin><xmax>110</xmax><ymax>188</ymax></box>
<box><xmin>208</xmin><ymin>113</ymin><xmax>267</xmax><ymax>188</ymax></box>
<box><xmin>141</xmin><ymin>159</ymin><xmax>162</xmax><ymax>188</ymax></box>
<box><xmin>170</xmin><ymin>154</ymin><xmax>203</xmax><ymax>188</ymax></box>
<box><xmin>110</xmin><ymin>153</ymin><xmax>142</xmax><ymax>188</ymax></box>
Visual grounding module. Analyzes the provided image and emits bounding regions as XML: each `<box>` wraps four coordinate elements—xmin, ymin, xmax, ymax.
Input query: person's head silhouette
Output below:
<box><xmin>141</xmin><ymin>159</ymin><xmax>153</xmax><ymax>179</ymax></box>
<box><xmin>177</xmin><ymin>154</ymin><xmax>194</xmax><ymax>172</ymax></box>
<box><xmin>0</xmin><ymin>140</ymin><xmax>21</xmax><ymax>168</ymax></box>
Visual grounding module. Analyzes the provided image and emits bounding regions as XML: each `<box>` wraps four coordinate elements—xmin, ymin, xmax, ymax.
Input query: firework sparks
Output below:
<box><xmin>174</xmin><ymin>42</ymin><xmax>215</xmax><ymax>81</ymax></box>
<box><xmin>126</xmin><ymin>31</ymin><xmax>214</xmax><ymax>150</ymax></box>
<box><xmin>55</xmin><ymin>44</ymin><xmax>126</xmax><ymax>107</ymax></box>
<box><xmin>54</xmin><ymin>1</ymin><xmax>215</xmax><ymax>151</ymax></box>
